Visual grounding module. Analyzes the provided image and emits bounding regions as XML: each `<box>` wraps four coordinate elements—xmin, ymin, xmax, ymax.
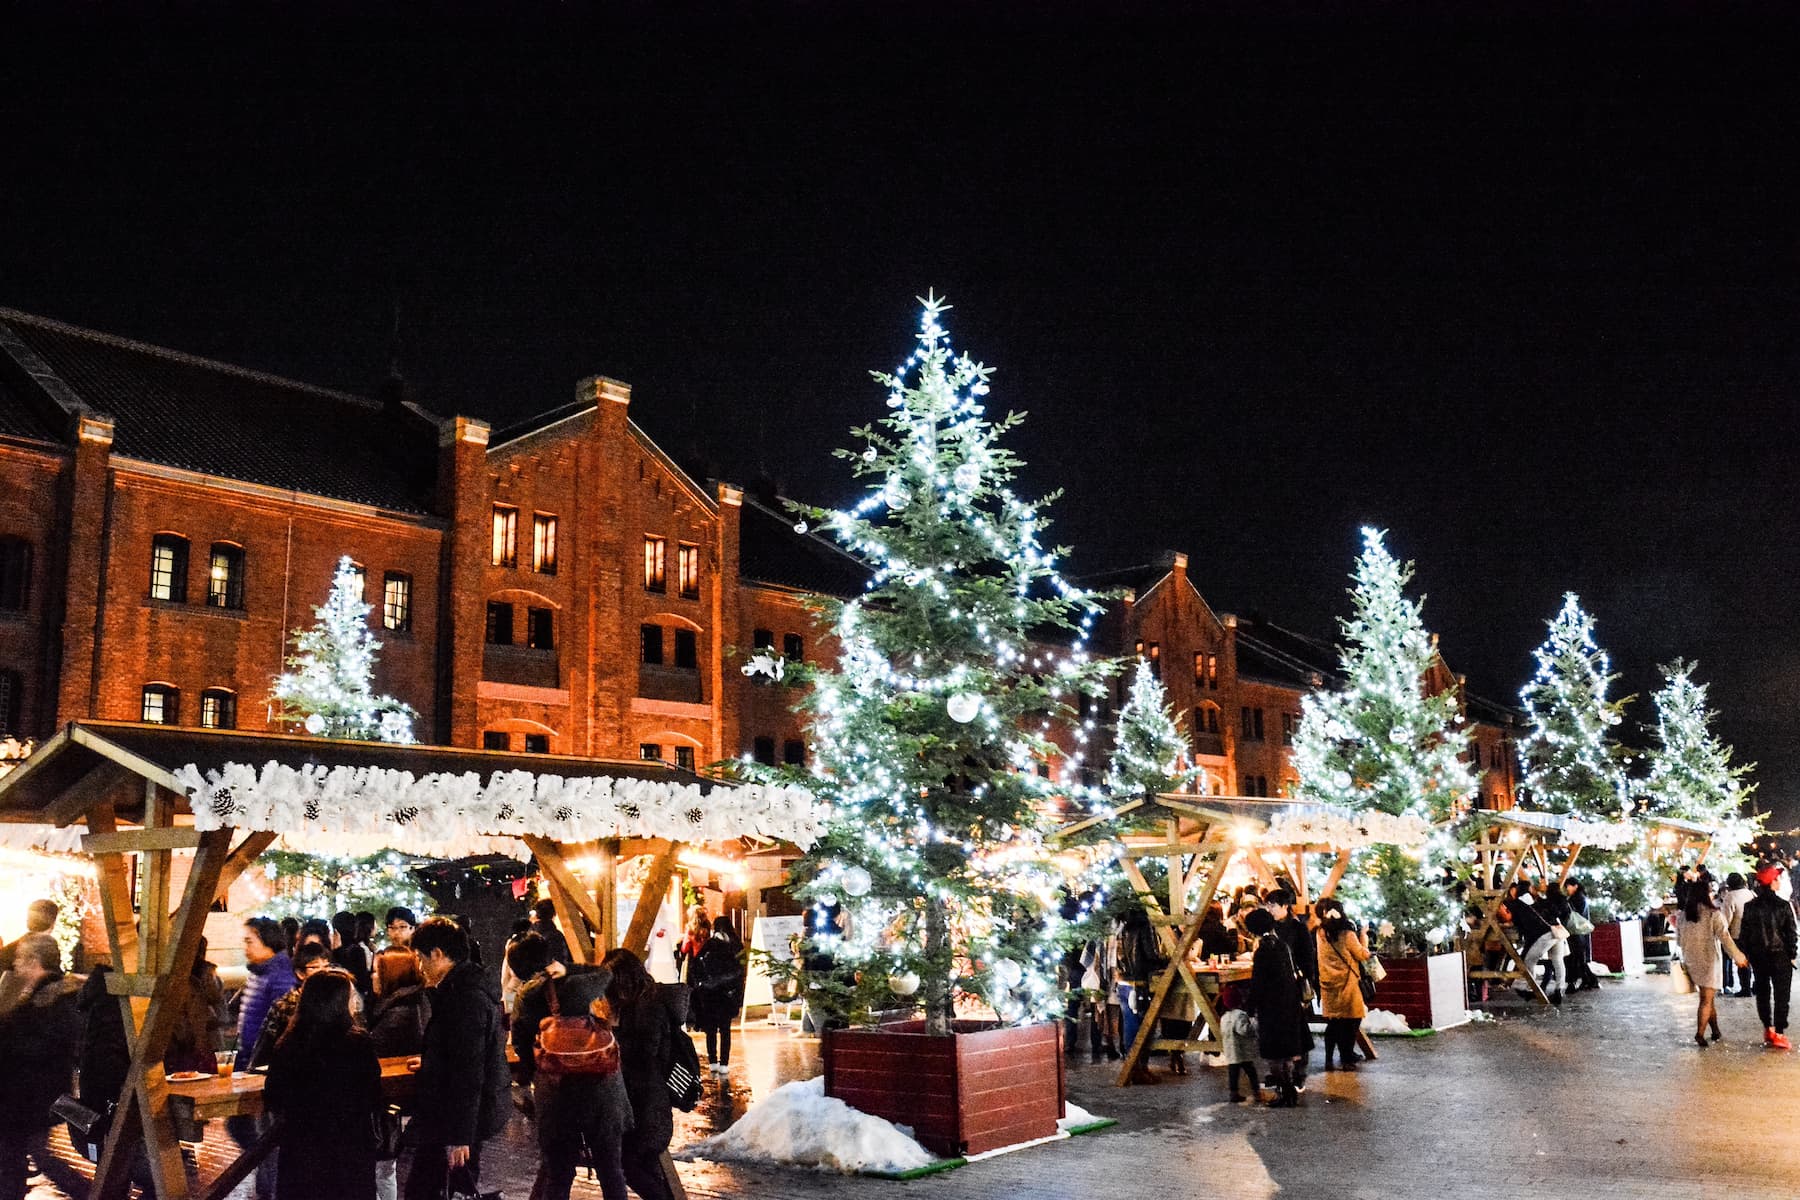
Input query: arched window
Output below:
<box><xmin>207</xmin><ymin>543</ymin><xmax>245</xmax><ymax>609</ymax></box>
<box><xmin>141</xmin><ymin>684</ymin><xmax>180</xmax><ymax>725</ymax></box>
<box><xmin>149</xmin><ymin>534</ymin><xmax>189</xmax><ymax>603</ymax></box>
<box><xmin>0</xmin><ymin>537</ymin><xmax>31</xmax><ymax>612</ymax></box>
<box><xmin>199</xmin><ymin>688</ymin><xmax>237</xmax><ymax>730</ymax></box>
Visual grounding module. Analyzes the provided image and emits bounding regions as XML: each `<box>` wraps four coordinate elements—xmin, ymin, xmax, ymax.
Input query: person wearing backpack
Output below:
<box><xmin>514</xmin><ymin>968</ymin><xmax>629</xmax><ymax>1200</ymax></box>
<box><xmin>601</xmin><ymin>948</ymin><xmax>690</xmax><ymax>1200</ymax></box>
<box><xmin>1738</xmin><ymin>864</ymin><xmax>1798</xmax><ymax>1050</ymax></box>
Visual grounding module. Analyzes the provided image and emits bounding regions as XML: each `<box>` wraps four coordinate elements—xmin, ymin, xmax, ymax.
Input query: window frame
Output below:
<box><xmin>485</xmin><ymin>600</ymin><xmax>515</xmax><ymax>646</ymax></box>
<box><xmin>0</xmin><ymin>668</ymin><xmax>21</xmax><ymax>734</ymax></box>
<box><xmin>783</xmin><ymin>739</ymin><xmax>806</xmax><ymax>766</ymax></box>
<box><xmin>492</xmin><ymin>505</ymin><xmax>519</xmax><ymax>568</ymax></box>
<box><xmin>524</xmin><ymin>733</ymin><xmax>550</xmax><ymax>754</ymax></box>
<box><xmin>677</xmin><ymin>543</ymin><xmax>700</xmax><ymax>598</ymax></box>
<box><xmin>526</xmin><ymin>606</ymin><xmax>555</xmax><ymax>651</ymax></box>
<box><xmin>640</xmin><ymin>624</ymin><xmax>664</xmax><ymax>665</ymax></box>
<box><xmin>0</xmin><ymin>537</ymin><xmax>31</xmax><ymax>612</ymax></box>
<box><xmin>533</xmin><ymin>513</ymin><xmax>558</xmax><ymax>575</ymax></box>
<box><xmin>382</xmin><ymin>572</ymin><xmax>413</xmax><ymax>633</ymax></box>
<box><xmin>673</xmin><ymin>627</ymin><xmax>698</xmax><ymax>670</ymax></box>
<box><xmin>640</xmin><ymin>743</ymin><xmax>663</xmax><ymax>762</ymax></box>
<box><xmin>199</xmin><ymin>688</ymin><xmax>237</xmax><ymax>730</ymax></box>
<box><xmin>673</xmin><ymin>745</ymin><xmax>695</xmax><ymax>771</ymax></box>
<box><xmin>206</xmin><ymin>542</ymin><xmax>246</xmax><ymax>610</ymax></box>
<box><xmin>753</xmin><ymin>736</ymin><xmax>776</xmax><ymax>766</ymax></box>
<box><xmin>141</xmin><ymin>683</ymin><xmax>180</xmax><ymax>725</ymax></box>
<box><xmin>149</xmin><ymin>534</ymin><xmax>189</xmax><ymax>603</ymax></box>
<box><xmin>483</xmin><ymin>730</ymin><xmax>511</xmax><ymax>751</ymax></box>
<box><xmin>782</xmin><ymin>633</ymin><xmax>804</xmax><ymax>663</ymax></box>
<box><xmin>643</xmin><ymin>536</ymin><xmax>667</xmax><ymax>593</ymax></box>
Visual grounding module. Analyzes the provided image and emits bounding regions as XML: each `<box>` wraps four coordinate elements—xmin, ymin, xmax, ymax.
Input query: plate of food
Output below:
<box><xmin>166</xmin><ymin>1071</ymin><xmax>212</xmax><ymax>1082</ymax></box>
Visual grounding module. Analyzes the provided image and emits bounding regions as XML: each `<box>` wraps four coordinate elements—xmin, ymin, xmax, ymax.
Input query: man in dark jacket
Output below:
<box><xmin>532</xmin><ymin>900</ymin><xmax>574</xmax><ymax>970</ymax></box>
<box><xmin>407</xmin><ymin>916</ymin><xmax>510</xmax><ymax>1200</ymax></box>
<box><xmin>1738</xmin><ymin>864</ymin><xmax>1798</xmax><ymax>1050</ymax></box>
<box><xmin>0</xmin><ymin>933</ymin><xmax>83</xmax><ymax>1200</ymax></box>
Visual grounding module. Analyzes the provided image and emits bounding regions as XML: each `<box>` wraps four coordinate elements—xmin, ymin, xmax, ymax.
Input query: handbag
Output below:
<box><xmin>1565</xmin><ymin>911</ymin><xmax>1595</xmax><ymax>937</ymax></box>
<box><xmin>1669</xmin><ymin>960</ymin><xmax>1696</xmax><ymax>995</ymax></box>
<box><xmin>1366</xmin><ymin>954</ymin><xmax>1387</xmax><ymax>984</ymax></box>
<box><xmin>666</xmin><ymin>1003</ymin><xmax>703</xmax><ymax>1111</ymax></box>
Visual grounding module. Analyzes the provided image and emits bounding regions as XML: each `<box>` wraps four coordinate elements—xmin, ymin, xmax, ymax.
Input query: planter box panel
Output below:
<box><xmin>1374</xmin><ymin>952</ymin><xmax>1464</xmax><ymax>1030</ymax></box>
<box><xmin>824</xmin><ymin>1021</ymin><xmax>1064</xmax><ymax>1158</ymax></box>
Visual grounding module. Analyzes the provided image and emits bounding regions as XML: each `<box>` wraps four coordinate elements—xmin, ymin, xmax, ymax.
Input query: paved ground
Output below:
<box><xmin>22</xmin><ymin>977</ymin><xmax>1800</xmax><ymax>1198</ymax></box>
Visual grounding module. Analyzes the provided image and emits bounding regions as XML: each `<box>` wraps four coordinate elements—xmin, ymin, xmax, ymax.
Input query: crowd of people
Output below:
<box><xmin>0</xmin><ymin>894</ymin><xmax>747</xmax><ymax>1200</ymax></box>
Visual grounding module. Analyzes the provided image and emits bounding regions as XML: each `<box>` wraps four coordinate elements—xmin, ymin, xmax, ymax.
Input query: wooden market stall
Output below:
<box><xmin>0</xmin><ymin>720</ymin><xmax>821</xmax><ymax>1200</ymax></box>
<box><xmin>1058</xmin><ymin>794</ymin><xmax>1432</xmax><ymax>1088</ymax></box>
<box><xmin>1646</xmin><ymin>815</ymin><xmax>1717</xmax><ymax>869</ymax></box>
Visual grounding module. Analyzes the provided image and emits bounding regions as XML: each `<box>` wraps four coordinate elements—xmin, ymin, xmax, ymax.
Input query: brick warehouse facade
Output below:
<box><xmin>0</xmin><ymin>308</ymin><xmax>1519</xmax><ymax>804</ymax></box>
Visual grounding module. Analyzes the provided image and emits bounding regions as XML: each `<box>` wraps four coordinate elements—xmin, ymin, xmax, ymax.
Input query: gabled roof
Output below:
<box><xmin>737</xmin><ymin>494</ymin><xmax>870</xmax><ymax>598</ymax></box>
<box><xmin>0</xmin><ymin>309</ymin><xmax>442</xmax><ymax>514</ymax></box>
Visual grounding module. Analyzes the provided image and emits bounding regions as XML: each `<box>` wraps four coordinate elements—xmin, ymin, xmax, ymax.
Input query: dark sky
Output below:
<box><xmin>5</xmin><ymin>10</ymin><xmax>1799</xmax><ymax>819</ymax></box>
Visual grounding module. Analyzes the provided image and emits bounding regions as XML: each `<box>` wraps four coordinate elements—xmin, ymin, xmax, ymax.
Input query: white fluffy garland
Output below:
<box><xmin>1260</xmin><ymin>808</ymin><xmax>1432</xmax><ymax>850</ymax></box>
<box><xmin>1558</xmin><ymin>817</ymin><xmax>1639</xmax><ymax>851</ymax></box>
<box><xmin>174</xmin><ymin>761</ymin><xmax>825</xmax><ymax>850</ymax></box>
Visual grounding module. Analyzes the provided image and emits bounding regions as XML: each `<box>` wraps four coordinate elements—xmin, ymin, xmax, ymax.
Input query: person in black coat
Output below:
<box><xmin>332</xmin><ymin>909</ymin><xmax>375</xmax><ymax>998</ymax></box>
<box><xmin>1243</xmin><ymin>908</ymin><xmax>1308</xmax><ymax>1108</ymax></box>
<box><xmin>1262</xmin><ymin>890</ymin><xmax>1317</xmax><ymax>1085</ymax></box>
<box><xmin>689</xmin><ymin>920</ymin><xmax>746</xmax><ymax>1072</ymax></box>
<box><xmin>1563</xmin><ymin>878</ymin><xmax>1602</xmax><ymax>991</ymax></box>
<box><xmin>405</xmin><ymin>917</ymin><xmax>511</xmax><ymax>1200</ymax></box>
<box><xmin>602</xmin><ymin>948</ymin><xmax>685</xmax><ymax>1200</ymax></box>
<box><xmin>515</xmin><ymin>969</ymin><xmax>631</xmax><ymax>1200</ymax></box>
<box><xmin>1737</xmin><ymin>864</ymin><xmax>1799</xmax><ymax>1048</ymax></box>
<box><xmin>0</xmin><ymin>934</ymin><xmax>83</xmax><ymax>1200</ymax></box>
<box><xmin>265</xmin><ymin>970</ymin><xmax>382</xmax><ymax>1200</ymax></box>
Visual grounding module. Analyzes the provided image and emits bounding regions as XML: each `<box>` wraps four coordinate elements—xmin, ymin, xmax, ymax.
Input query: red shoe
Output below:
<box><xmin>1771</xmin><ymin>1031</ymin><xmax>1792</xmax><ymax>1051</ymax></box>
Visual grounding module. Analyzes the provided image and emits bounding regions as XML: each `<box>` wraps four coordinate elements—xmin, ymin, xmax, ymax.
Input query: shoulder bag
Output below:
<box><xmin>666</xmin><ymin>996</ymin><xmax>704</xmax><ymax>1111</ymax></box>
<box><xmin>1329</xmin><ymin>934</ymin><xmax>1377</xmax><ymax>1007</ymax></box>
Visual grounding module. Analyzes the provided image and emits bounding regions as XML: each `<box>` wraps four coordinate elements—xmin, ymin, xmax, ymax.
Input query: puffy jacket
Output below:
<box><xmin>0</xmin><ymin>971</ymin><xmax>83</xmax><ymax>1132</ymax></box>
<box><xmin>236</xmin><ymin>952</ymin><xmax>296</xmax><ymax>1067</ymax></box>
<box><xmin>410</xmin><ymin>960</ymin><xmax>510</xmax><ymax>1148</ymax></box>
<box><xmin>1737</xmin><ymin>890</ymin><xmax>1798</xmax><ymax>959</ymax></box>
<box><xmin>366</xmin><ymin>984</ymin><xmax>430</xmax><ymax>1059</ymax></box>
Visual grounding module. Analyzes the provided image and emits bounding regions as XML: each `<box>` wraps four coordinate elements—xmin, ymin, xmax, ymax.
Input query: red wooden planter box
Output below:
<box><xmin>822</xmin><ymin>1020</ymin><xmax>1065</xmax><ymax>1157</ymax></box>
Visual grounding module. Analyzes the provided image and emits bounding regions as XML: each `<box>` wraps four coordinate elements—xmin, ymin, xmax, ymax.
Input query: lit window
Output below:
<box><xmin>383</xmin><ymin>573</ymin><xmax>412</xmax><ymax>632</ymax></box>
<box><xmin>644</xmin><ymin>537</ymin><xmax>666</xmax><ymax>592</ymax></box>
<box><xmin>200</xmin><ymin>689</ymin><xmax>237</xmax><ymax>730</ymax></box>
<box><xmin>149</xmin><ymin>535</ymin><xmax>188</xmax><ymax>603</ymax></box>
<box><xmin>492</xmin><ymin>505</ymin><xmax>518</xmax><ymax>568</ymax></box>
<box><xmin>1194</xmin><ymin>652</ymin><xmax>1205</xmax><ymax>685</ymax></box>
<box><xmin>527</xmin><ymin>607</ymin><xmax>554</xmax><ymax>650</ymax></box>
<box><xmin>678</xmin><ymin>544</ymin><xmax>699</xmax><ymax>598</ymax></box>
<box><xmin>344</xmin><ymin>562</ymin><xmax>366</xmax><ymax>603</ymax></box>
<box><xmin>1206</xmin><ymin>654</ymin><xmax>1219</xmax><ymax>689</ymax></box>
<box><xmin>674</xmin><ymin>745</ymin><xmax>695</xmax><ymax>771</ymax></box>
<box><xmin>1146</xmin><ymin>642</ymin><xmax>1160</xmax><ymax>678</ymax></box>
<box><xmin>207</xmin><ymin>544</ymin><xmax>245</xmax><ymax>609</ymax></box>
<box><xmin>533</xmin><ymin>514</ymin><xmax>558</xmax><ymax>575</ymax></box>
<box><xmin>141</xmin><ymin>684</ymin><xmax>179</xmax><ymax>725</ymax></box>
<box><xmin>0</xmin><ymin>538</ymin><xmax>31</xmax><ymax>612</ymax></box>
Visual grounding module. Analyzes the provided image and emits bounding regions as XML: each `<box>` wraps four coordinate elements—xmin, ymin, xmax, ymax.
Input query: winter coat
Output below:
<box><xmin>165</xmin><ymin>962</ymin><xmax>225</xmax><ymax>1075</ymax></box>
<box><xmin>333</xmin><ymin>942</ymin><xmax>375</xmax><ymax>997</ymax></box>
<box><xmin>1737</xmin><ymin>890</ymin><xmax>1799</xmax><ymax>960</ymax></box>
<box><xmin>517</xmin><ymin>973</ymin><xmax>633</xmax><ymax>1154</ymax></box>
<box><xmin>0</xmin><ymin>971</ymin><xmax>83</xmax><ymax>1132</ymax></box>
<box><xmin>533</xmin><ymin>919</ymin><xmax>574</xmax><ymax>970</ymax></box>
<box><xmin>366</xmin><ymin>984</ymin><xmax>431</xmax><ymax>1059</ymax></box>
<box><xmin>249</xmin><ymin>986</ymin><xmax>303</xmax><ymax>1069</ymax></box>
<box><xmin>1118</xmin><ymin>911</ymin><xmax>1164</xmax><ymax>984</ymax></box>
<box><xmin>1273</xmin><ymin>915</ymin><xmax>1318</xmax><ymax>991</ymax></box>
<box><xmin>1219</xmin><ymin>1007</ymin><xmax>1257</xmax><ymax>1065</ymax></box>
<box><xmin>1720</xmin><ymin>886</ymin><xmax>1754</xmax><ymax>937</ymax></box>
<box><xmin>76</xmin><ymin>969</ymin><xmax>130</xmax><ymax>1117</ymax></box>
<box><xmin>1676</xmin><ymin>908</ymin><xmax>1742</xmax><ymax>992</ymax></box>
<box><xmin>615</xmin><ymin>982</ymin><xmax>688</xmax><ymax>1155</ymax></box>
<box><xmin>1248</xmin><ymin>935</ymin><xmax>1310</xmax><ymax>1061</ymax></box>
<box><xmin>1317</xmin><ymin>928</ymin><xmax>1371</xmax><ymax>1020</ymax></box>
<box><xmin>1198</xmin><ymin>918</ymin><xmax>1237</xmax><ymax>962</ymax></box>
<box><xmin>410</xmin><ymin>960</ymin><xmax>510</xmax><ymax>1149</ymax></box>
<box><xmin>690</xmin><ymin>934</ymin><xmax>746</xmax><ymax>1030</ymax></box>
<box><xmin>1504</xmin><ymin>895</ymin><xmax>1553</xmax><ymax>949</ymax></box>
<box><xmin>265</xmin><ymin>1029</ymin><xmax>382</xmax><ymax>1200</ymax></box>
<box><xmin>510</xmin><ymin>971</ymin><xmax>570</xmax><ymax>1086</ymax></box>
<box><xmin>235</xmin><ymin>951</ymin><xmax>296</xmax><ymax>1067</ymax></box>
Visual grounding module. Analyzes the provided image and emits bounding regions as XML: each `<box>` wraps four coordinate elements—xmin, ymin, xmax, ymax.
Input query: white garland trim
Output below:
<box><xmin>1558</xmin><ymin>818</ymin><xmax>1639</xmax><ymax>851</ymax></box>
<box><xmin>174</xmin><ymin>761</ymin><xmax>825</xmax><ymax>851</ymax></box>
<box><xmin>1260</xmin><ymin>809</ymin><xmax>1432</xmax><ymax>851</ymax></box>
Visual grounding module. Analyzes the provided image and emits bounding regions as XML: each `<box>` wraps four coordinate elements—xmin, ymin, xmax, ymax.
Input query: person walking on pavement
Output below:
<box><xmin>405</xmin><ymin>916</ymin><xmax>510</xmax><ymax>1200</ymax></box>
<box><xmin>1736</xmin><ymin>864</ymin><xmax>1798</xmax><ymax>1050</ymax></box>
<box><xmin>1677</xmin><ymin>870</ymin><xmax>1749</xmax><ymax>1048</ymax></box>
<box><xmin>1719</xmin><ymin>872</ymin><xmax>1755</xmax><ymax>997</ymax></box>
<box><xmin>1315</xmin><ymin>899</ymin><xmax>1371</xmax><ymax>1072</ymax></box>
<box><xmin>0</xmin><ymin>934</ymin><xmax>82</xmax><ymax>1200</ymax></box>
<box><xmin>515</xmin><ymin>967</ymin><xmax>631</xmax><ymax>1200</ymax></box>
<box><xmin>690</xmin><ymin>919</ymin><xmax>746</xmax><ymax>1074</ymax></box>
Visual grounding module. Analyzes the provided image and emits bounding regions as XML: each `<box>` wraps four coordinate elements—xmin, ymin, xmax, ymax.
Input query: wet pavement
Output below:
<box><xmin>22</xmin><ymin>978</ymin><xmax>1800</xmax><ymax>1198</ymax></box>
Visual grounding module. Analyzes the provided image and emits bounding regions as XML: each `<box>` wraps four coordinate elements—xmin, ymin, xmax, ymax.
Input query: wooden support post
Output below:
<box><xmin>624</xmin><ymin>845</ymin><xmax>682</xmax><ymax>956</ymax></box>
<box><xmin>1556</xmin><ymin>844</ymin><xmax>1583</xmax><ymax>887</ymax></box>
<box><xmin>524</xmin><ymin>836</ymin><xmax>606</xmax><ymax>965</ymax></box>
<box><xmin>1318</xmin><ymin>850</ymin><xmax>1352</xmax><ymax>899</ymax></box>
<box><xmin>217</xmin><ymin>830</ymin><xmax>279</xmax><ymax>897</ymax></box>
<box><xmin>597</xmin><ymin>837</ymin><xmax>620</xmax><ymax>952</ymax></box>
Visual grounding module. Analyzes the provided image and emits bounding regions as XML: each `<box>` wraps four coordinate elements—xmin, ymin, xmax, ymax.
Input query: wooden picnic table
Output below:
<box><xmin>166</xmin><ymin>1056</ymin><xmax>422</xmax><ymax>1119</ymax></box>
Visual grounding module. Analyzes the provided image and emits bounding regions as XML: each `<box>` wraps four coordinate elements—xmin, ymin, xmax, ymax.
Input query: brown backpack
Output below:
<box><xmin>534</xmin><ymin>978</ymin><xmax>621</xmax><ymax>1077</ymax></box>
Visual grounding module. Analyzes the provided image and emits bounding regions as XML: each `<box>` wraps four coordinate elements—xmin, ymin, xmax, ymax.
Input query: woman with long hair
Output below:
<box><xmin>602</xmin><ymin>948</ymin><xmax>682</xmax><ymax>1200</ymax></box>
<box><xmin>264</xmin><ymin>969</ymin><xmax>382</xmax><ymax>1200</ymax></box>
<box><xmin>1243</xmin><ymin>907</ymin><xmax>1308</xmax><ymax>1107</ymax></box>
<box><xmin>1676</xmin><ymin>869</ymin><xmax>1749</xmax><ymax>1048</ymax></box>
<box><xmin>1314</xmin><ymin>899</ymin><xmax>1371</xmax><ymax>1071</ymax></box>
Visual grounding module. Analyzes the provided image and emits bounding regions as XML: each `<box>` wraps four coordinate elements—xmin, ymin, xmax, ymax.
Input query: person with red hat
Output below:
<box><xmin>1735</xmin><ymin>864</ymin><xmax>1798</xmax><ymax>1050</ymax></box>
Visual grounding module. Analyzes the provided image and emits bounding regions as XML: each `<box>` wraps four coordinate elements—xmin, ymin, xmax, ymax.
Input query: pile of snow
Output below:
<box><xmin>1464</xmin><ymin>1008</ymin><xmax>1496</xmax><ymax>1023</ymax></box>
<box><xmin>680</xmin><ymin>1077</ymin><xmax>935</xmax><ymax>1174</ymax></box>
<box><xmin>1058</xmin><ymin>1101</ymin><xmax>1096</xmax><ymax>1131</ymax></box>
<box><xmin>1360</xmin><ymin>1008</ymin><xmax>1412</xmax><ymax>1035</ymax></box>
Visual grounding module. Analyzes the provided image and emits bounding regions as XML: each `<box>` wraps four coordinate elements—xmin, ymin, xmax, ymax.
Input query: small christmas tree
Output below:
<box><xmin>1641</xmin><ymin>660</ymin><xmax>1755</xmax><ymax>826</ymax></box>
<box><xmin>1291</xmin><ymin>528</ymin><xmax>1475</xmax><ymax>949</ymax></box>
<box><xmin>789</xmin><ymin>295</ymin><xmax>1112</xmax><ymax>1034</ymax></box>
<box><xmin>1107</xmin><ymin>659</ymin><xmax>1199</xmax><ymax>798</ymax></box>
<box><xmin>272</xmin><ymin>556</ymin><xmax>417</xmax><ymax>743</ymax></box>
<box><xmin>1517</xmin><ymin>594</ymin><xmax>1632</xmax><ymax>818</ymax></box>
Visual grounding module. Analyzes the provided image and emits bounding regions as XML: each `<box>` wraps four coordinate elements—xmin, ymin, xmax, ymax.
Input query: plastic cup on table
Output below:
<box><xmin>215</xmin><ymin>1051</ymin><xmax>235</xmax><ymax>1079</ymax></box>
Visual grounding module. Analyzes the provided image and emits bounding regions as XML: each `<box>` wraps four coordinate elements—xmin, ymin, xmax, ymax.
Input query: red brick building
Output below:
<box><xmin>0</xmin><ymin>308</ymin><xmax>1520</xmax><ymax>804</ymax></box>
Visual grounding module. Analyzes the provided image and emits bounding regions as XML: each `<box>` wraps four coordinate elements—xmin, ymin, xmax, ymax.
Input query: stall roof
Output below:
<box><xmin>0</xmin><ymin>720</ymin><xmax>695</xmax><ymax>826</ymax></box>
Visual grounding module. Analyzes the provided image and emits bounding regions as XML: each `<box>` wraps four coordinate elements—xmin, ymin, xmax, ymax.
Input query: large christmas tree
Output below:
<box><xmin>272</xmin><ymin>556</ymin><xmax>418</xmax><ymax>743</ymax></box>
<box><xmin>1107</xmin><ymin>659</ymin><xmax>1199</xmax><ymax>799</ymax></box>
<box><xmin>1641</xmin><ymin>660</ymin><xmax>1756</xmax><ymax>827</ymax></box>
<box><xmin>1290</xmin><ymin>528</ymin><xmax>1475</xmax><ymax>948</ymax></box>
<box><xmin>790</xmin><ymin>295</ymin><xmax>1111</xmax><ymax>1034</ymax></box>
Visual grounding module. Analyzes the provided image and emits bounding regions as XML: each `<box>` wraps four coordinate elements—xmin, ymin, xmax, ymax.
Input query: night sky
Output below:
<box><xmin>5</xmin><ymin>11</ymin><xmax>1798</xmax><ymax>819</ymax></box>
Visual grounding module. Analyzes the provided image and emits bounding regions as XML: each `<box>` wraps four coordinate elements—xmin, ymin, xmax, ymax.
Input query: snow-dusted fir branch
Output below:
<box><xmin>785</xmin><ymin>295</ymin><xmax>1115</xmax><ymax>1034</ymax></box>
<box><xmin>272</xmin><ymin>556</ymin><xmax>417</xmax><ymax>743</ymax></box>
<box><xmin>1641</xmin><ymin>659</ymin><xmax>1755</xmax><ymax>827</ymax></box>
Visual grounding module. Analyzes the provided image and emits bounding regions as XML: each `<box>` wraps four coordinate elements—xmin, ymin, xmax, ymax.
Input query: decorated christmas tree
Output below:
<box><xmin>1290</xmin><ymin>528</ymin><xmax>1475</xmax><ymax>948</ymax></box>
<box><xmin>272</xmin><ymin>556</ymin><xmax>417</xmax><ymax>743</ymax></box>
<box><xmin>789</xmin><ymin>295</ymin><xmax>1111</xmax><ymax>1034</ymax></box>
<box><xmin>1641</xmin><ymin>659</ymin><xmax>1756</xmax><ymax>834</ymax></box>
<box><xmin>1107</xmin><ymin>659</ymin><xmax>1199</xmax><ymax>799</ymax></box>
<box><xmin>1517</xmin><ymin>594</ymin><xmax>1649</xmax><ymax>917</ymax></box>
